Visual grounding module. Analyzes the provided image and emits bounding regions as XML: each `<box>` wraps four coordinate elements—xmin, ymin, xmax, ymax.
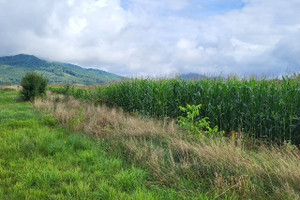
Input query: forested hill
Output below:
<box><xmin>0</xmin><ymin>54</ymin><xmax>124</xmax><ymax>85</ymax></box>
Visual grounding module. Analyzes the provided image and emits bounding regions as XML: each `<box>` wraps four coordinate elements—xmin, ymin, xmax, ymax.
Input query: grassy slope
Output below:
<box><xmin>0</xmin><ymin>54</ymin><xmax>124</xmax><ymax>85</ymax></box>
<box><xmin>0</xmin><ymin>90</ymin><xmax>183</xmax><ymax>199</ymax></box>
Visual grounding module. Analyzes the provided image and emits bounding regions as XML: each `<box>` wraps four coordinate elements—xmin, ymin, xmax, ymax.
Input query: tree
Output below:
<box><xmin>20</xmin><ymin>72</ymin><xmax>47</xmax><ymax>101</ymax></box>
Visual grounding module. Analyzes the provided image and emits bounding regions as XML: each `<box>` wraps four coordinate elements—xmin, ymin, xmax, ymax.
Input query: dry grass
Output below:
<box><xmin>0</xmin><ymin>85</ymin><xmax>22</xmax><ymax>91</ymax></box>
<box><xmin>34</xmin><ymin>92</ymin><xmax>176</xmax><ymax>138</ymax></box>
<box><xmin>34</xmin><ymin>92</ymin><xmax>300</xmax><ymax>200</ymax></box>
<box><xmin>120</xmin><ymin>136</ymin><xmax>300</xmax><ymax>199</ymax></box>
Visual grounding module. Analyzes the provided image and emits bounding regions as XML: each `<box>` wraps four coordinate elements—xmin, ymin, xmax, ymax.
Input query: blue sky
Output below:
<box><xmin>121</xmin><ymin>0</ymin><xmax>246</xmax><ymax>14</ymax></box>
<box><xmin>0</xmin><ymin>0</ymin><xmax>299</xmax><ymax>77</ymax></box>
<box><xmin>120</xmin><ymin>0</ymin><xmax>247</xmax><ymax>21</ymax></box>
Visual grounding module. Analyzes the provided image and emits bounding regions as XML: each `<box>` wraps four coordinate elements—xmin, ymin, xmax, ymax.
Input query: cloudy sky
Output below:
<box><xmin>0</xmin><ymin>0</ymin><xmax>299</xmax><ymax>77</ymax></box>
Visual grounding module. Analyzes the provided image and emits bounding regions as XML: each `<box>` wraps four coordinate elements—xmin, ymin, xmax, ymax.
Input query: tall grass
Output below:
<box><xmin>49</xmin><ymin>76</ymin><xmax>300</xmax><ymax>145</ymax></box>
<box><xmin>1</xmin><ymin>90</ymin><xmax>184</xmax><ymax>199</ymax></box>
<box><xmin>34</xmin><ymin>92</ymin><xmax>300</xmax><ymax>199</ymax></box>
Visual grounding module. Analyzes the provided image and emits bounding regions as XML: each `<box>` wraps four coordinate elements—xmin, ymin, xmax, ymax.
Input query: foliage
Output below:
<box><xmin>49</xmin><ymin>76</ymin><xmax>300</xmax><ymax>145</ymax></box>
<box><xmin>20</xmin><ymin>72</ymin><xmax>48</xmax><ymax>101</ymax></box>
<box><xmin>178</xmin><ymin>104</ymin><xmax>224</xmax><ymax>137</ymax></box>
<box><xmin>49</xmin><ymin>85</ymin><xmax>97</xmax><ymax>101</ymax></box>
<box><xmin>41</xmin><ymin>114</ymin><xmax>58</xmax><ymax>127</ymax></box>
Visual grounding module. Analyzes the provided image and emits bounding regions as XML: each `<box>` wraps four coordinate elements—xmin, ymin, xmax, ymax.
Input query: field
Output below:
<box><xmin>1</xmin><ymin>83</ymin><xmax>300</xmax><ymax>199</ymax></box>
<box><xmin>49</xmin><ymin>76</ymin><xmax>300</xmax><ymax>145</ymax></box>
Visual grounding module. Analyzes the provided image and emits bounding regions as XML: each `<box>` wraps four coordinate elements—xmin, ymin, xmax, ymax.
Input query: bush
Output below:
<box><xmin>178</xmin><ymin>104</ymin><xmax>224</xmax><ymax>138</ymax></box>
<box><xmin>20</xmin><ymin>72</ymin><xmax>47</xmax><ymax>101</ymax></box>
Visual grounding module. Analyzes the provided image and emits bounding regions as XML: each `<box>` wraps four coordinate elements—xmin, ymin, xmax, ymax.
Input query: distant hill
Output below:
<box><xmin>0</xmin><ymin>54</ymin><xmax>125</xmax><ymax>85</ymax></box>
<box><xmin>179</xmin><ymin>73</ymin><xmax>206</xmax><ymax>81</ymax></box>
<box><xmin>179</xmin><ymin>73</ymin><xmax>222</xmax><ymax>81</ymax></box>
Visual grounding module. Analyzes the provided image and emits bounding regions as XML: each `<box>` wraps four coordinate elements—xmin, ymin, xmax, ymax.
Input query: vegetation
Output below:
<box><xmin>178</xmin><ymin>104</ymin><xmax>224</xmax><ymax>138</ymax></box>
<box><xmin>32</xmin><ymin>91</ymin><xmax>300</xmax><ymax>199</ymax></box>
<box><xmin>20</xmin><ymin>72</ymin><xmax>47</xmax><ymax>101</ymax></box>
<box><xmin>1</xmin><ymin>84</ymin><xmax>300</xmax><ymax>199</ymax></box>
<box><xmin>0</xmin><ymin>54</ymin><xmax>125</xmax><ymax>85</ymax></box>
<box><xmin>1</xmin><ymin>71</ymin><xmax>299</xmax><ymax>199</ymax></box>
<box><xmin>0</xmin><ymin>90</ymin><xmax>183</xmax><ymax>199</ymax></box>
<box><xmin>49</xmin><ymin>76</ymin><xmax>300</xmax><ymax>145</ymax></box>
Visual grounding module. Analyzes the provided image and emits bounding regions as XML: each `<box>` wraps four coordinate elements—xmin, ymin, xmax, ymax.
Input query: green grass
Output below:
<box><xmin>0</xmin><ymin>90</ymin><xmax>193</xmax><ymax>199</ymax></box>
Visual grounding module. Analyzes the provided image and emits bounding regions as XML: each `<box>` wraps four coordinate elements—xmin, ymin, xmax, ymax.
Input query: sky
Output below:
<box><xmin>0</xmin><ymin>0</ymin><xmax>299</xmax><ymax>77</ymax></box>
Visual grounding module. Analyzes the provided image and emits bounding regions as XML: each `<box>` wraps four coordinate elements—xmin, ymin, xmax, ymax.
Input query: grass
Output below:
<box><xmin>33</xmin><ymin>91</ymin><xmax>300</xmax><ymax>200</ymax></box>
<box><xmin>0</xmin><ymin>90</ymin><xmax>189</xmax><ymax>199</ymax></box>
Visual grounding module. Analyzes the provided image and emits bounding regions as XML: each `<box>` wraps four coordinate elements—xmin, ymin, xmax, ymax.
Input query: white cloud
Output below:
<box><xmin>0</xmin><ymin>0</ymin><xmax>299</xmax><ymax>77</ymax></box>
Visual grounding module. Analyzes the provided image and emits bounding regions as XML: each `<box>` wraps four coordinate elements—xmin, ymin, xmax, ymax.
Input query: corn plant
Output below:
<box><xmin>48</xmin><ymin>75</ymin><xmax>300</xmax><ymax>145</ymax></box>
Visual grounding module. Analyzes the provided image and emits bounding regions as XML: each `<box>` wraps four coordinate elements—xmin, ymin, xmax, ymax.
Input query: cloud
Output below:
<box><xmin>0</xmin><ymin>0</ymin><xmax>299</xmax><ymax>77</ymax></box>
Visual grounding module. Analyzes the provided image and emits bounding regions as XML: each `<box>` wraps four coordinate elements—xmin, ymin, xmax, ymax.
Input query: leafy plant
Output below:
<box><xmin>178</xmin><ymin>104</ymin><xmax>224</xmax><ymax>137</ymax></box>
<box><xmin>20</xmin><ymin>72</ymin><xmax>47</xmax><ymax>101</ymax></box>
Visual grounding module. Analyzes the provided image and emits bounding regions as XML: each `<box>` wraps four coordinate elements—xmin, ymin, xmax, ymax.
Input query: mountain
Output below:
<box><xmin>179</xmin><ymin>73</ymin><xmax>222</xmax><ymax>81</ymax></box>
<box><xmin>0</xmin><ymin>54</ymin><xmax>125</xmax><ymax>85</ymax></box>
<box><xmin>178</xmin><ymin>73</ymin><xmax>206</xmax><ymax>80</ymax></box>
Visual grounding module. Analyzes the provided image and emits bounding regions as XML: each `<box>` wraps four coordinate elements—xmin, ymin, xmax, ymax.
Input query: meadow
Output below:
<box><xmin>0</xmin><ymin>90</ymin><xmax>184</xmax><ymax>199</ymax></box>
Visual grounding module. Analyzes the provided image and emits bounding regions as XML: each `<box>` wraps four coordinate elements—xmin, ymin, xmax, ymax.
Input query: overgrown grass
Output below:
<box><xmin>0</xmin><ymin>90</ymin><xmax>190</xmax><ymax>199</ymax></box>
<box><xmin>34</xmin><ymin>91</ymin><xmax>300</xmax><ymax>200</ymax></box>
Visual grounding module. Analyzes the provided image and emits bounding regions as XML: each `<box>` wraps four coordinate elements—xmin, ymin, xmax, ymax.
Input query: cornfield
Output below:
<box><xmin>49</xmin><ymin>76</ymin><xmax>300</xmax><ymax>145</ymax></box>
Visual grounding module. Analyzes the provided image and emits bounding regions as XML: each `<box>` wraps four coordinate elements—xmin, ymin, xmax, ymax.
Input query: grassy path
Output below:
<box><xmin>0</xmin><ymin>90</ymin><xmax>181</xmax><ymax>199</ymax></box>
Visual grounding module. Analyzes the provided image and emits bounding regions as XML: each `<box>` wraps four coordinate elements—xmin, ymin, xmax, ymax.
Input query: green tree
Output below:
<box><xmin>20</xmin><ymin>72</ymin><xmax>47</xmax><ymax>101</ymax></box>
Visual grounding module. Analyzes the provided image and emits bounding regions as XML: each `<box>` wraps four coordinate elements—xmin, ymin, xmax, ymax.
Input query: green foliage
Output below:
<box><xmin>49</xmin><ymin>85</ymin><xmax>98</xmax><ymax>102</ymax></box>
<box><xmin>178</xmin><ymin>104</ymin><xmax>224</xmax><ymax>137</ymax></box>
<box><xmin>49</xmin><ymin>76</ymin><xmax>300</xmax><ymax>145</ymax></box>
<box><xmin>100</xmin><ymin>78</ymin><xmax>300</xmax><ymax>145</ymax></box>
<box><xmin>20</xmin><ymin>72</ymin><xmax>47</xmax><ymax>101</ymax></box>
<box><xmin>41</xmin><ymin>114</ymin><xmax>58</xmax><ymax>127</ymax></box>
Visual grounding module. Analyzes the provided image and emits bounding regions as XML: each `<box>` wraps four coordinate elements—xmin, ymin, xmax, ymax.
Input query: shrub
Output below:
<box><xmin>20</xmin><ymin>72</ymin><xmax>47</xmax><ymax>101</ymax></box>
<box><xmin>178</xmin><ymin>104</ymin><xmax>224</xmax><ymax>137</ymax></box>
